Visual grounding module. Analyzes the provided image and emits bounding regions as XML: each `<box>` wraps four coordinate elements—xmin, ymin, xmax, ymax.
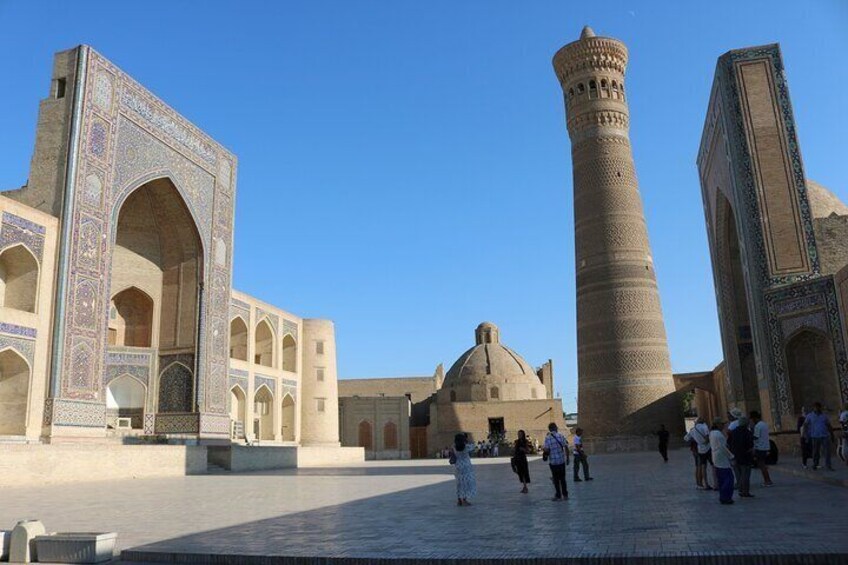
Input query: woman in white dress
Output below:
<box><xmin>450</xmin><ymin>433</ymin><xmax>477</xmax><ymax>506</ymax></box>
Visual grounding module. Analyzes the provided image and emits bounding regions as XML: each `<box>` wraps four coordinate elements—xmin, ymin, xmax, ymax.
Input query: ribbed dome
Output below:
<box><xmin>807</xmin><ymin>180</ymin><xmax>848</xmax><ymax>219</ymax></box>
<box><xmin>441</xmin><ymin>323</ymin><xmax>546</xmax><ymax>402</ymax></box>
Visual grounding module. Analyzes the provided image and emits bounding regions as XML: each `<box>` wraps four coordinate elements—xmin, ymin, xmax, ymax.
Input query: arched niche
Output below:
<box><xmin>281</xmin><ymin>393</ymin><xmax>295</xmax><ymax>441</ymax></box>
<box><xmin>282</xmin><ymin>334</ymin><xmax>297</xmax><ymax>372</ymax></box>
<box><xmin>254</xmin><ymin>319</ymin><xmax>275</xmax><ymax>368</ymax></box>
<box><xmin>0</xmin><ymin>348</ymin><xmax>30</xmax><ymax>435</ymax></box>
<box><xmin>110</xmin><ymin>177</ymin><xmax>203</xmax><ymax>362</ymax></box>
<box><xmin>383</xmin><ymin>421</ymin><xmax>398</xmax><ymax>450</ymax></box>
<box><xmin>158</xmin><ymin>363</ymin><xmax>193</xmax><ymax>413</ymax></box>
<box><xmin>229</xmin><ymin>317</ymin><xmax>248</xmax><ymax>361</ymax></box>
<box><xmin>229</xmin><ymin>385</ymin><xmax>246</xmax><ymax>439</ymax></box>
<box><xmin>106</xmin><ymin>374</ymin><xmax>146</xmax><ymax>429</ymax></box>
<box><xmin>785</xmin><ymin>329</ymin><xmax>841</xmax><ymax>413</ymax></box>
<box><xmin>253</xmin><ymin>385</ymin><xmax>274</xmax><ymax>440</ymax></box>
<box><xmin>109</xmin><ymin>287</ymin><xmax>154</xmax><ymax>347</ymax></box>
<box><xmin>0</xmin><ymin>245</ymin><xmax>39</xmax><ymax>313</ymax></box>
<box><xmin>358</xmin><ymin>420</ymin><xmax>373</xmax><ymax>450</ymax></box>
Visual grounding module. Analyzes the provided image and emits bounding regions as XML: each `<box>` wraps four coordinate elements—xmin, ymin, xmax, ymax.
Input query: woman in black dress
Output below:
<box><xmin>513</xmin><ymin>429</ymin><xmax>531</xmax><ymax>493</ymax></box>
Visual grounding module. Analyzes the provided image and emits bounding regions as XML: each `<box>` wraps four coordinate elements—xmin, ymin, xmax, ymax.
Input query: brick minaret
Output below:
<box><xmin>553</xmin><ymin>26</ymin><xmax>677</xmax><ymax>438</ymax></box>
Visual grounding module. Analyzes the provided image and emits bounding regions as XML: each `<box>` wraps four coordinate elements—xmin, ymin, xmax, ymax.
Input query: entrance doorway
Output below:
<box><xmin>488</xmin><ymin>417</ymin><xmax>505</xmax><ymax>438</ymax></box>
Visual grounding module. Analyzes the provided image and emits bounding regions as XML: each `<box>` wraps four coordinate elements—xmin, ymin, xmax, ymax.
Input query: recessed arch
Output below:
<box><xmin>785</xmin><ymin>328</ymin><xmax>841</xmax><ymax>413</ymax></box>
<box><xmin>449</xmin><ymin>390</ymin><xmax>457</xmax><ymax>402</ymax></box>
<box><xmin>109</xmin><ymin>176</ymin><xmax>204</xmax><ymax>365</ymax></box>
<box><xmin>106</xmin><ymin>373</ymin><xmax>146</xmax><ymax>429</ymax></box>
<box><xmin>358</xmin><ymin>420</ymin><xmax>373</xmax><ymax>451</ymax></box>
<box><xmin>282</xmin><ymin>333</ymin><xmax>297</xmax><ymax>372</ymax></box>
<box><xmin>383</xmin><ymin>420</ymin><xmax>398</xmax><ymax>450</ymax></box>
<box><xmin>281</xmin><ymin>393</ymin><xmax>295</xmax><ymax>441</ymax></box>
<box><xmin>158</xmin><ymin>362</ymin><xmax>193</xmax><ymax>413</ymax></box>
<box><xmin>254</xmin><ymin>319</ymin><xmax>275</xmax><ymax>368</ymax></box>
<box><xmin>253</xmin><ymin>384</ymin><xmax>274</xmax><ymax>440</ymax></box>
<box><xmin>0</xmin><ymin>347</ymin><xmax>31</xmax><ymax>435</ymax></box>
<box><xmin>0</xmin><ymin>244</ymin><xmax>39</xmax><ymax>313</ymax></box>
<box><xmin>109</xmin><ymin>286</ymin><xmax>153</xmax><ymax>347</ymax></box>
<box><xmin>229</xmin><ymin>384</ymin><xmax>246</xmax><ymax>439</ymax></box>
<box><xmin>229</xmin><ymin>316</ymin><xmax>248</xmax><ymax>361</ymax></box>
<box><xmin>490</xmin><ymin>386</ymin><xmax>500</xmax><ymax>400</ymax></box>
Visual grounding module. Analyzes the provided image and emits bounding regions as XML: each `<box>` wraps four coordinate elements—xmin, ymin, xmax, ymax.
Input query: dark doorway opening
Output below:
<box><xmin>488</xmin><ymin>417</ymin><xmax>505</xmax><ymax>437</ymax></box>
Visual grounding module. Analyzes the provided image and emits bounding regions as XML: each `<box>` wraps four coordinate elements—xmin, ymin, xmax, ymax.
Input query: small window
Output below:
<box><xmin>316</xmin><ymin>398</ymin><xmax>325</xmax><ymax>412</ymax></box>
<box><xmin>577</xmin><ymin>83</ymin><xmax>585</xmax><ymax>94</ymax></box>
<box><xmin>600</xmin><ymin>79</ymin><xmax>610</xmax><ymax>98</ymax></box>
<box><xmin>490</xmin><ymin>387</ymin><xmax>499</xmax><ymax>399</ymax></box>
<box><xmin>449</xmin><ymin>390</ymin><xmax>457</xmax><ymax>402</ymax></box>
<box><xmin>56</xmin><ymin>78</ymin><xmax>66</xmax><ymax>99</ymax></box>
<box><xmin>316</xmin><ymin>367</ymin><xmax>325</xmax><ymax>382</ymax></box>
<box><xmin>315</xmin><ymin>341</ymin><xmax>324</xmax><ymax>355</ymax></box>
<box><xmin>589</xmin><ymin>80</ymin><xmax>598</xmax><ymax>99</ymax></box>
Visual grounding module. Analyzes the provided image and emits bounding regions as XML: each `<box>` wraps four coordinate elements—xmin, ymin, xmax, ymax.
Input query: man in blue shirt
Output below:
<box><xmin>543</xmin><ymin>422</ymin><xmax>570</xmax><ymax>501</ymax></box>
<box><xmin>804</xmin><ymin>402</ymin><xmax>835</xmax><ymax>471</ymax></box>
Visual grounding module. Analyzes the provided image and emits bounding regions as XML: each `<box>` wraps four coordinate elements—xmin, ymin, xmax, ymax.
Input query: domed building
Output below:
<box><xmin>428</xmin><ymin>322</ymin><xmax>566</xmax><ymax>451</ymax></box>
<box><xmin>339</xmin><ymin>322</ymin><xmax>566</xmax><ymax>458</ymax></box>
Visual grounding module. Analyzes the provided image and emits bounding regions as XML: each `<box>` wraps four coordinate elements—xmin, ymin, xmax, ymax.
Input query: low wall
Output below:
<box><xmin>297</xmin><ymin>446</ymin><xmax>365</xmax><ymax>467</ymax></box>
<box><xmin>0</xmin><ymin>444</ymin><xmax>206</xmax><ymax>486</ymax></box>
<box><xmin>208</xmin><ymin>445</ymin><xmax>298</xmax><ymax>471</ymax></box>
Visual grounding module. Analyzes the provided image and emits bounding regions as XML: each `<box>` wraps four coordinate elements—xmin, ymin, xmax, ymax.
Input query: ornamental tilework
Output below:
<box><xmin>155</xmin><ymin>413</ymin><xmax>199</xmax><ymax>434</ymax></box>
<box><xmin>158</xmin><ymin>362</ymin><xmax>193</xmax><ymax>413</ymax></box>
<box><xmin>47</xmin><ymin>398</ymin><xmax>106</xmax><ymax>428</ymax></box>
<box><xmin>255</xmin><ymin>374</ymin><xmax>276</xmax><ymax>395</ymax></box>
<box><xmin>0</xmin><ymin>322</ymin><xmax>37</xmax><ymax>339</ymax></box>
<box><xmin>0</xmin><ymin>334</ymin><xmax>35</xmax><ymax>367</ymax></box>
<box><xmin>52</xmin><ymin>47</ymin><xmax>236</xmax><ymax>421</ymax></box>
<box><xmin>1</xmin><ymin>212</ymin><xmax>45</xmax><ymax>259</ymax></box>
<box><xmin>765</xmin><ymin>277</ymin><xmax>848</xmax><ymax>413</ymax></box>
<box><xmin>283</xmin><ymin>319</ymin><xmax>298</xmax><ymax>339</ymax></box>
<box><xmin>256</xmin><ymin>309</ymin><xmax>280</xmax><ymax>336</ymax></box>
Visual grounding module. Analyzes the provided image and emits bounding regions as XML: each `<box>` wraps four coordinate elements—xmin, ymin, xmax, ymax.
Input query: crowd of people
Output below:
<box><xmin>683</xmin><ymin>401</ymin><xmax>848</xmax><ymax>505</ymax></box>
<box><xmin>445</xmin><ymin>401</ymin><xmax>848</xmax><ymax>507</ymax></box>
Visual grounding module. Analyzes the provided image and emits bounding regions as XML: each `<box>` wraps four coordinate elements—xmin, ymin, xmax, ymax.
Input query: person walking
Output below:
<box><xmin>449</xmin><ymin>433</ymin><xmax>477</xmax><ymax>506</ymax></box>
<box><xmin>513</xmin><ymin>429</ymin><xmax>532</xmax><ymax>494</ymax></box>
<box><xmin>543</xmin><ymin>422</ymin><xmax>570</xmax><ymax>501</ymax></box>
<box><xmin>709</xmin><ymin>418</ymin><xmax>735</xmax><ymax>504</ymax></box>
<box><xmin>805</xmin><ymin>402</ymin><xmax>835</xmax><ymax>471</ymax></box>
<box><xmin>656</xmin><ymin>424</ymin><xmax>670</xmax><ymax>462</ymax></box>
<box><xmin>728</xmin><ymin>416</ymin><xmax>754</xmax><ymax>498</ymax></box>
<box><xmin>797</xmin><ymin>408</ymin><xmax>812</xmax><ymax>469</ymax></box>
<box><xmin>572</xmin><ymin>428</ymin><xmax>592</xmax><ymax>481</ymax></box>
<box><xmin>750</xmin><ymin>411</ymin><xmax>774</xmax><ymax>486</ymax></box>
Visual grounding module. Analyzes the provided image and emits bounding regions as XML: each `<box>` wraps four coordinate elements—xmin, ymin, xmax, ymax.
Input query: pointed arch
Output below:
<box><xmin>229</xmin><ymin>316</ymin><xmax>249</xmax><ymax>361</ymax></box>
<box><xmin>281</xmin><ymin>393</ymin><xmax>295</xmax><ymax>441</ymax></box>
<box><xmin>106</xmin><ymin>373</ymin><xmax>147</xmax><ymax>429</ymax></box>
<box><xmin>0</xmin><ymin>244</ymin><xmax>39</xmax><ymax>313</ymax></box>
<box><xmin>229</xmin><ymin>384</ymin><xmax>246</xmax><ymax>439</ymax></box>
<box><xmin>0</xmin><ymin>347</ymin><xmax>31</xmax><ymax>435</ymax></box>
<box><xmin>383</xmin><ymin>420</ymin><xmax>398</xmax><ymax>450</ymax></box>
<box><xmin>109</xmin><ymin>286</ymin><xmax>154</xmax><ymax>347</ymax></box>
<box><xmin>785</xmin><ymin>328</ymin><xmax>840</xmax><ymax>413</ymax></box>
<box><xmin>158</xmin><ymin>362</ymin><xmax>193</xmax><ymax>413</ymax></box>
<box><xmin>282</xmin><ymin>333</ymin><xmax>297</xmax><ymax>372</ymax></box>
<box><xmin>358</xmin><ymin>420</ymin><xmax>373</xmax><ymax>451</ymax></box>
<box><xmin>254</xmin><ymin>318</ymin><xmax>275</xmax><ymax>368</ymax></box>
<box><xmin>253</xmin><ymin>384</ymin><xmax>274</xmax><ymax>440</ymax></box>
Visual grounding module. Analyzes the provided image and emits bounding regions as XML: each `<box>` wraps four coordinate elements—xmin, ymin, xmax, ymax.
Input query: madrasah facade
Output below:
<box><xmin>0</xmin><ymin>46</ymin><xmax>358</xmax><ymax>468</ymax></box>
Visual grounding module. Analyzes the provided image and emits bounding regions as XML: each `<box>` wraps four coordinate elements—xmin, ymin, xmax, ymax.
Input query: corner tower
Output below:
<box><xmin>553</xmin><ymin>27</ymin><xmax>677</xmax><ymax>438</ymax></box>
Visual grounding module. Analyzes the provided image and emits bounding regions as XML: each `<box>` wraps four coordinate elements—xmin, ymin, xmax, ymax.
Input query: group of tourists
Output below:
<box><xmin>684</xmin><ymin>401</ymin><xmax>847</xmax><ymax>505</ymax></box>
<box><xmin>448</xmin><ymin>423</ymin><xmax>593</xmax><ymax>506</ymax></box>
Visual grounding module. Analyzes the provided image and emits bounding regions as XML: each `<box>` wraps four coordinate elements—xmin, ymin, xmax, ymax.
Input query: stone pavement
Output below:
<box><xmin>1</xmin><ymin>450</ymin><xmax>846</xmax><ymax>563</ymax></box>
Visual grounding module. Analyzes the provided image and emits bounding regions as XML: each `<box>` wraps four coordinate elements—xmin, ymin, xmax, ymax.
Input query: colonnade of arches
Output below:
<box><xmin>229</xmin><ymin>316</ymin><xmax>298</xmax><ymax>372</ymax></box>
<box><xmin>229</xmin><ymin>384</ymin><xmax>296</xmax><ymax>442</ymax></box>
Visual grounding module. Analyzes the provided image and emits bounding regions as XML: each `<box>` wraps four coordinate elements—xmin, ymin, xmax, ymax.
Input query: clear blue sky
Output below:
<box><xmin>1</xmin><ymin>1</ymin><xmax>846</xmax><ymax>411</ymax></box>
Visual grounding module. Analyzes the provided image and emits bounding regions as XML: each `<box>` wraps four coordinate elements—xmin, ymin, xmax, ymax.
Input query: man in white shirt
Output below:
<box><xmin>751</xmin><ymin>411</ymin><xmax>774</xmax><ymax>486</ymax></box>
